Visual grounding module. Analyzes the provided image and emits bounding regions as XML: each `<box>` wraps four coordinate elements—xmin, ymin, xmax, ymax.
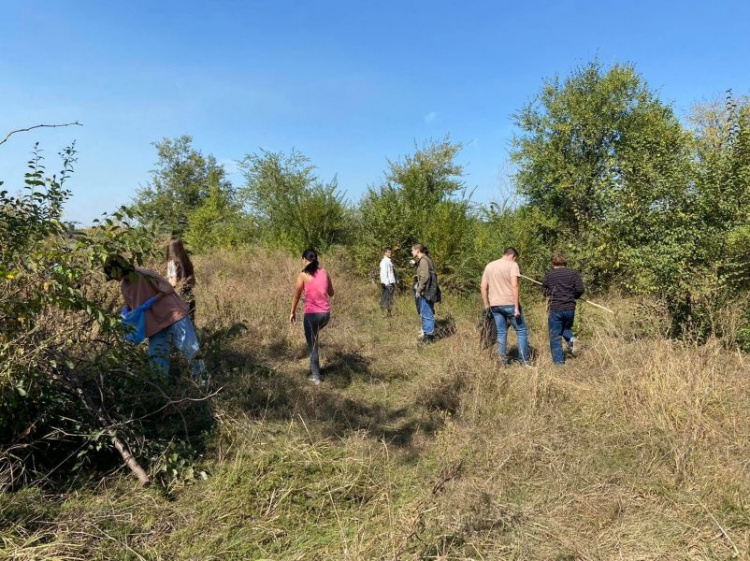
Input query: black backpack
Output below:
<box><xmin>424</xmin><ymin>262</ymin><xmax>441</xmax><ymax>304</ymax></box>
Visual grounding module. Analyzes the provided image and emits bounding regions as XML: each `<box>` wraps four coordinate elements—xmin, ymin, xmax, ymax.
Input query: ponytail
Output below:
<box><xmin>301</xmin><ymin>248</ymin><xmax>320</xmax><ymax>276</ymax></box>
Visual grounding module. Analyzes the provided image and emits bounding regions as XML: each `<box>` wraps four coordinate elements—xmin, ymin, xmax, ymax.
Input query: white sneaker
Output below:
<box><xmin>308</xmin><ymin>375</ymin><xmax>321</xmax><ymax>386</ymax></box>
<box><xmin>569</xmin><ymin>338</ymin><xmax>580</xmax><ymax>356</ymax></box>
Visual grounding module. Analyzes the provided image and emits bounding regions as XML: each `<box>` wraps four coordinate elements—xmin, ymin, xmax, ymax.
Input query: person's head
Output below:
<box><xmin>502</xmin><ymin>247</ymin><xmax>519</xmax><ymax>261</ymax></box>
<box><xmin>383</xmin><ymin>246</ymin><xmax>392</xmax><ymax>258</ymax></box>
<box><xmin>411</xmin><ymin>243</ymin><xmax>426</xmax><ymax>258</ymax></box>
<box><xmin>301</xmin><ymin>248</ymin><xmax>319</xmax><ymax>275</ymax></box>
<box><xmin>551</xmin><ymin>253</ymin><xmax>567</xmax><ymax>268</ymax></box>
<box><xmin>166</xmin><ymin>237</ymin><xmax>194</xmax><ymax>276</ymax></box>
<box><xmin>103</xmin><ymin>254</ymin><xmax>134</xmax><ymax>281</ymax></box>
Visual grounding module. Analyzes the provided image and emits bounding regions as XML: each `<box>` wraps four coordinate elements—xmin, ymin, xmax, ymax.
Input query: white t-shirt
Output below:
<box><xmin>379</xmin><ymin>257</ymin><xmax>396</xmax><ymax>285</ymax></box>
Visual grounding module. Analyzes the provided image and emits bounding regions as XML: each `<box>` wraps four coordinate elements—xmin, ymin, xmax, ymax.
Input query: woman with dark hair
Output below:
<box><xmin>289</xmin><ymin>248</ymin><xmax>335</xmax><ymax>385</ymax></box>
<box><xmin>166</xmin><ymin>238</ymin><xmax>196</xmax><ymax>320</ymax></box>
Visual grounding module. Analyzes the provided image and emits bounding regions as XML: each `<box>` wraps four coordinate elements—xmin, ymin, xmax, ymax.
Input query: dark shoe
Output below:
<box><xmin>419</xmin><ymin>334</ymin><xmax>435</xmax><ymax>345</ymax></box>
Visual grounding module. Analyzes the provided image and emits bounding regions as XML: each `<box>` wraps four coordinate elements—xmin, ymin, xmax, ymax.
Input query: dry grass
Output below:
<box><xmin>2</xmin><ymin>248</ymin><xmax>750</xmax><ymax>560</ymax></box>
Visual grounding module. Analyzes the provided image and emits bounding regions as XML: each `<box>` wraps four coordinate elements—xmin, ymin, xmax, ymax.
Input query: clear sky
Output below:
<box><xmin>1</xmin><ymin>0</ymin><xmax>749</xmax><ymax>224</ymax></box>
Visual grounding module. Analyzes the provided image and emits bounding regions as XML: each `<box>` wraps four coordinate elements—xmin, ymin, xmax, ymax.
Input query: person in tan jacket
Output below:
<box><xmin>104</xmin><ymin>254</ymin><xmax>207</xmax><ymax>384</ymax></box>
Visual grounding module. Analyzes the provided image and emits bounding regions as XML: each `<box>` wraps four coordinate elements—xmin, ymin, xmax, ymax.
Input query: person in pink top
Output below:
<box><xmin>289</xmin><ymin>248</ymin><xmax>335</xmax><ymax>385</ymax></box>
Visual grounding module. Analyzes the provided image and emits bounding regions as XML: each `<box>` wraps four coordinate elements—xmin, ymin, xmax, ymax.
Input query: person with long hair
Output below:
<box><xmin>166</xmin><ymin>238</ymin><xmax>196</xmax><ymax>321</ymax></box>
<box><xmin>289</xmin><ymin>248</ymin><xmax>335</xmax><ymax>385</ymax></box>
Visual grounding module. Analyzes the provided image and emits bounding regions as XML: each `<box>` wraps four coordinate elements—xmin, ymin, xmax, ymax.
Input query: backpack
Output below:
<box><xmin>479</xmin><ymin>308</ymin><xmax>497</xmax><ymax>349</ymax></box>
<box><xmin>423</xmin><ymin>259</ymin><xmax>441</xmax><ymax>304</ymax></box>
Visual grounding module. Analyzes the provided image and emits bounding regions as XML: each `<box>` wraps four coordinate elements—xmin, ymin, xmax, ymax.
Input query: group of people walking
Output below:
<box><xmin>481</xmin><ymin>247</ymin><xmax>584</xmax><ymax>366</ymax></box>
<box><xmin>105</xmin><ymin>239</ymin><xmax>585</xmax><ymax>389</ymax></box>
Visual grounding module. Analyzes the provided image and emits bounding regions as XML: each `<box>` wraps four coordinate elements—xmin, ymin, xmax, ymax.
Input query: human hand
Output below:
<box><xmin>289</xmin><ymin>312</ymin><xmax>296</xmax><ymax>325</ymax></box>
<box><xmin>514</xmin><ymin>307</ymin><xmax>521</xmax><ymax>318</ymax></box>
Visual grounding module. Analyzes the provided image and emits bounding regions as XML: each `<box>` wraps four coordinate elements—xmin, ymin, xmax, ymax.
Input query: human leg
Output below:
<box><xmin>491</xmin><ymin>306</ymin><xmax>511</xmax><ymax>364</ymax></box>
<box><xmin>168</xmin><ymin>315</ymin><xmax>207</xmax><ymax>382</ymax></box>
<box><xmin>560</xmin><ymin>310</ymin><xmax>577</xmax><ymax>354</ymax></box>
<box><xmin>303</xmin><ymin>312</ymin><xmax>330</xmax><ymax>380</ymax></box>
<box><xmin>148</xmin><ymin>326</ymin><xmax>172</xmax><ymax>380</ymax></box>
<box><xmin>548</xmin><ymin>311</ymin><xmax>565</xmax><ymax>364</ymax></box>
<box><xmin>418</xmin><ymin>296</ymin><xmax>435</xmax><ymax>337</ymax></box>
<box><xmin>508</xmin><ymin>308</ymin><xmax>530</xmax><ymax>364</ymax></box>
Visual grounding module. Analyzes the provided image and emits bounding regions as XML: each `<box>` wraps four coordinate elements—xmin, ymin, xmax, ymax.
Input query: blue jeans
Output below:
<box><xmin>548</xmin><ymin>309</ymin><xmax>575</xmax><ymax>364</ymax></box>
<box><xmin>304</xmin><ymin>312</ymin><xmax>330</xmax><ymax>378</ymax></box>
<box><xmin>148</xmin><ymin>315</ymin><xmax>206</xmax><ymax>382</ymax></box>
<box><xmin>490</xmin><ymin>305</ymin><xmax>530</xmax><ymax>364</ymax></box>
<box><xmin>417</xmin><ymin>296</ymin><xmax>435</xmax><ymax>336</ymax></box>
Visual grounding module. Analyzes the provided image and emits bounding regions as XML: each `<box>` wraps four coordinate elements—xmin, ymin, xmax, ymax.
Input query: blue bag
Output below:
<box><xmin>121</xmin><ymin>296</ymin><xmax>159</xmax><ymax>344</ymax></box>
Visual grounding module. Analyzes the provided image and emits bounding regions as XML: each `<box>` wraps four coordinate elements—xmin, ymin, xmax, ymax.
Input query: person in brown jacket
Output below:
<box><xmin>104</xmin><ymin>254</ymin><xmax>207</xmax><ymax>384</ymax></box>
<box><xmin>411</xmin><ymin>243</ymin><xmax>439</xmax><ymax>344</ymax></box>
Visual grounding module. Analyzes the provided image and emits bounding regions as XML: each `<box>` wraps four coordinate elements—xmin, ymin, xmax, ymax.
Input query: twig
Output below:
<box><xmin>520</xmin><ymin>274</ymin><xmax>615</xmax><ymax>314</ymax></box>
<box><xmin>0</xmin><ymin>122</ymin><xmax>83</xmax><ymax>146</ymax></box>
<box><xmin>701</xmin><ymin>502</ymin><xmax>740</xmax><ymax>558</ymax></box>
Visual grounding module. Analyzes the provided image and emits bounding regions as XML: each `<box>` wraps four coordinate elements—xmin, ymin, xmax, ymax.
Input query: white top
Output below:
<box><xmin>379</xmin><ymin>257</ymin><xmax>396</xmax><ymax>285</ymax></box>
<box><xmin>167</xmin><ymin>260</ymin><xmax>177</xmax><ymax>281</ymax></box>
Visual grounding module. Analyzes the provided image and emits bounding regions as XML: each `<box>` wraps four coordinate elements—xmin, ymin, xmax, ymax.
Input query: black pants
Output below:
<box><xmin>380</xmin><ymin>283</ymin><xmax>394</xmax><ymax>311</ymax></box>
<box><xmin>303</xmin><ymin>312</ymin><xmax>330</xmax><ymax>377</ymax></box>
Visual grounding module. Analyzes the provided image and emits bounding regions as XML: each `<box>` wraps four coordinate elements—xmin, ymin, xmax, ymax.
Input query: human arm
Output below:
<box><xmin>327</xmin><ymin>272</ymin><xmax>335</xmax><ymax>297</ymax></box>
<box><xmin>542</xmin><ymin>273</ymin><xmax>551</xmax><ymax>298</ymax></box>
<box><xmin>416</xmin><ymin>259</ymin><xmax>429</xmax><ymax>294</ymax></box>
<box><xmin>480</xmin><ymin>273</ymin><xmax>490</xmax><ymax>310</ymax></box>
<box><xmin>289</xmin><ymin>273</ymin><xmax>305</xmax><ymax>325</ymax></box>
<box><xmin>511</xmin><ymin>265</ymin><xmax>521</xmax><ymax>317</ymax></box>
<box><xmin>574</xmin><ymin>272</ymin><xmax>585</xmax><ymax>299</ymax></box>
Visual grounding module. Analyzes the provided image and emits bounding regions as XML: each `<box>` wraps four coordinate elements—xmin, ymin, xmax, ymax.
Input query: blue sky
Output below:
<box><xmin>1</xmin><ymin>0</ymin><xmax>749</xmax><ymax>224</ymax></box>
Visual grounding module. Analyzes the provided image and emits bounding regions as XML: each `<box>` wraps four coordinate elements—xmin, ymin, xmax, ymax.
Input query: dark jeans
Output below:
<box><xmin>380</xmin><ymin>283</ymin><xmax>394</xmax><ymax>311</ymax></box>
<box><xmin>303</xmin><ymin>312</ymin><xmax>330</xmax><ymax>377</ymax></box>
<box><xmin>548</xmin><ymin>309</ymin><xmax>575</xmax><ymax>364</ymax></box>
<box><xmin>490</xmin><ymin>305</ymin><xmax>530</xmax><ymax>364</ymax></box>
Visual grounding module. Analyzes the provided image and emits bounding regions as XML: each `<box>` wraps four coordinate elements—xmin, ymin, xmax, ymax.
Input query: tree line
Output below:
<box><xmin>131</xmin><ymin>60</ymin><xmax>750</xmax><ymax>341</ymax></box>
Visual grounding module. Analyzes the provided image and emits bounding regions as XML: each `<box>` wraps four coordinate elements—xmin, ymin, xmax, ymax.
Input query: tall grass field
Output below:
<box><xmin>2</xmin><ymin>248</ymin><xmax>750</xmax><ymax>560</ymax></box>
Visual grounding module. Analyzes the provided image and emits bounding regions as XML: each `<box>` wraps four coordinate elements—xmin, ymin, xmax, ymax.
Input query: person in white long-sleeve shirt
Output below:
<box><xmin>379</xmin><ymin>247</ymin><xmax>397</xmax><ymax>316</ymax></box>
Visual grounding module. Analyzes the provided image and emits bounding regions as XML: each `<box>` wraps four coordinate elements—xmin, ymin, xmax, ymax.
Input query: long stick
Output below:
<box><xmin>520</xmin><ymin>274</ymin><xmax>615</xmax><ymax>314</ymax></box>
<box><xmin>0</xmin><ymin>122</ymin><xmax>83</xmax><ymax>146</ymax></box>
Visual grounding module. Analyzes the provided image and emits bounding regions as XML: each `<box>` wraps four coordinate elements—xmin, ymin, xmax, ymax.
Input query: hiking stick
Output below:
<box><xmin>520</xmin><ymin>274</ymin><xmax>615</xmax><ymax>314</ymax></box>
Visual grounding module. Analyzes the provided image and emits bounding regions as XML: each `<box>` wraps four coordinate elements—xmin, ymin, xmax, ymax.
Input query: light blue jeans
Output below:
<box><xmin>490</xmin><ymin>305</ymin><xmax>530</xmax><ymax>365</ymax></box>
<box><xmin>148</xmin><ymin>315</ymin><xmax>206</xmax><ymax>382</ymax></box>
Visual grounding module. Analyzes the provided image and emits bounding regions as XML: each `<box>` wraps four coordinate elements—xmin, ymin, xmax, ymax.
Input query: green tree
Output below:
<box><xmin>511</xmin><ymin>60</ymin><xmax>691</xmax><ymax>288</ymax></box>
<box><xmin>185</xmin><ymin>170</ymin><xmax>255</xmax><ymax>253</ymax></box>
<box><xmin>355</xmin><ymin>138</ymin><xmax>475</xmax><ymax>289</ymax></box>
<box><xmin>238</xmin><ymin>150</ymin><xmax>350</xmax><ymax>251</ymax></box>
<box><xmin>132</xmin><ymin>135</ymin><xmax>233</xmax><ymax>234</ymax></box>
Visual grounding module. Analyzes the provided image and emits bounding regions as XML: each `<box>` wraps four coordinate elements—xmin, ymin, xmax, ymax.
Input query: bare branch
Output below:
<box><xmin>0</xmin><ymin>122</ymin><xmax>83</xmax><ymax>147</ymax></box>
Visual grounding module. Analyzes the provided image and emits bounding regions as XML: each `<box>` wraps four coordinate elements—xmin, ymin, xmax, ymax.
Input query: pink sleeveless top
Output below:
<box><xmin>303</xmin><ymin>269</ymin><xmax>330</xmax><ymax>314</ymax></box>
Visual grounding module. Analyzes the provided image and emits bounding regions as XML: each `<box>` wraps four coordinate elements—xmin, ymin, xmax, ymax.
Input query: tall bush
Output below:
<box><xmin>238</xmin><ymin>150</ymin><xmax>350</xmax><ymax>252</ymax></box>
<box><xmin>355</xmin><ymin>138</ymin><xmax>476</xmax><ymax>289</ymax></box>
<box><xmin>0</xmin><ymin>144</ymin><xmax>202</xmax><ymax>488</ymax></box>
